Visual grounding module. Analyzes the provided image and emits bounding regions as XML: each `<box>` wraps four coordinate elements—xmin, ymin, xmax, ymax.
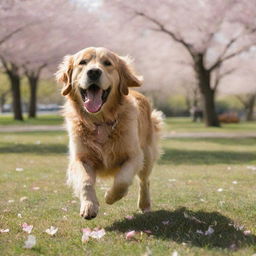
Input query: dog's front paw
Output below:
<box><xmin>105</xmin><ymin>185</ymin><xmax>128</xmax><ymax>205</ymax></box>
<box><xmin>80</xmin><ymin>200</ymin><xmax>99</xmax><ymax>220</ymax></box>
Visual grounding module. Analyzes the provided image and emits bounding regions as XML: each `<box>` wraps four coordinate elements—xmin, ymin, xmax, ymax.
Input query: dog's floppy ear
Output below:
<box><xmin>118</xmin><ymin>56</ymin><xmax>143</xmax><ymax>96</ymax></box>
<box><xmin>55</xmin><ymin>55</ymin><xmax>74</xmax><ymax>96</ymax></box>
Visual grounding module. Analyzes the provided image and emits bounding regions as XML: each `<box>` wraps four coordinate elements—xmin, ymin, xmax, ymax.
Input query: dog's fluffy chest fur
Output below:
<box><xmin>67</xmin><ymin>114</ymin><xmax>133</xmax><ymax>175</ymax></box>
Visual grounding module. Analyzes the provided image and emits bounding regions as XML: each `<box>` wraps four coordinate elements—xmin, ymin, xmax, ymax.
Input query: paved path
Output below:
<box><xmin>163</xmin><ymin>132</ymin><xmax>256</xmax><ymax>139</ymax></box>
<box><xmin>0</xmin><ymin>125</ymin><xmax>256</xmax><ymax>138</ymax></box>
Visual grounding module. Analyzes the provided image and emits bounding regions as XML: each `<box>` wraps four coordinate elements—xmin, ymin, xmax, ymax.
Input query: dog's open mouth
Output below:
<box><xmin>79</xmin><ymin>84</ymin><xmax>111</xmax><ymax>113</ymax></box>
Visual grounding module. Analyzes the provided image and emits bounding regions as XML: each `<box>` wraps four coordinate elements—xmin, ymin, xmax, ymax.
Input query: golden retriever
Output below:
<box><xmin>56</xmin><ymin>47</ymin><xmax>162</xmax><ymax>219</ymax></box>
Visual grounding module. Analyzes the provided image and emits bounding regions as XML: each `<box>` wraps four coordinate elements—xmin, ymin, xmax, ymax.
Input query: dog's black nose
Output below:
<box><xmin>87</xmin><ymin>68</ymin><xmax>102</xmax><ymax>81</ymax></box>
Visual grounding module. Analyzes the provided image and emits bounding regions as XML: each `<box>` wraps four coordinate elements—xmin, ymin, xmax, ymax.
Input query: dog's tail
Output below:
<box><xmin>151</xmin><ymin>109</ymin><xmax>164</xmax><ymax>160</ymax></box>
<box><xmin>151</xmin><ymin>109</ymin><xmax>164</xmax><ymax>133</ymax></box>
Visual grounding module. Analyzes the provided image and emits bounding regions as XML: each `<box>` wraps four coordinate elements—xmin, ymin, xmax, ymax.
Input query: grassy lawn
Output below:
<box><xmin>0</xmin><ymin>129</ymin><xmax>256</xmax><ymax>255</ymax></box>
<box><xmin>165</xmin><ymin>117</ymin><xmax>256</xmax><ymax>134</ymax></box>
<box><xmin>1</xmin><ymin>114</ymin><xmax>256</xmax><ymax>135</ymax></box>
<box><xmin>0</xmin><ymin>114</ymin><xmax>63</xmax><ymax>126</ymax></box>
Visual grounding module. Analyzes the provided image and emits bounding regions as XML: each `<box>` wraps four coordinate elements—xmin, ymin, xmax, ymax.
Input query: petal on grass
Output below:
<box><xmin>15</xmin><ymin>167</ymin><xmax>24</xmax><ymax>172</ymax></box>
<box><xmin>0</xmin><ymin>229</ymin><xmax>10</xmax><ymax>233</ymax></box>
<box><xmin>23</xmin><ymin>235</ymin><xmax>36</xmax><ymax>249</ymax></box>
<box><xmin>125</xmin><ymin>215</ymin><xmax>134</xmax><ymax>220</ymax></box>
<box><xmin>125</xmin><ymin>230</ymin><xmax>137</xmax><ymax>240</ymax></box>
<box><xmin>243</xmin><ymin>230</ymin><xmax>251</xmax><ymax>236</ymax></box>
<box><xmin>196</xmin><ymin>230</ymin><xmax>204</xmax><ymax>235</ymax></box>
<box><xmin>81</xmin><ymin>228</ymin><xmax>105</xmax><ymax>242</ymax></box>
<box><xmin>143</xmin><ymin>230</ymin><xmax>152</xmax><ymax>234</ymax></box>
<box><xmin>8</xmin><ymin>199</ymin><xmax>15</xmax><ymax>203</ymax></box>
<box><xmin>196</xmin><ymin>226</ymin><xmax>214</xmax><ymax>236</ymax></box>
<box><xmin>205</xmin><ymin>226</ymin><xmax>214</xmax><ymax>236</ymax></box>
<box><xmin>90</xmin><ymin>229</ymin><xmax>106</xmax><ymax>239</ymax></box>
<box><xmin>45</xmin><ymin>226</ymin><xmax>58</xmax><ymax>236</ymax></box>
<box><xmin>32</xmin><ymin>187</ymin><xmax>40</xmax><ymax>191</ymax></box>
<box><xmin>81</xmin><ymin>232</ymin><xmax>90</xmax><ymax>243</ymax></box>
<box><xmin>22</xmin><ymin>223</ymin><xmax>33</xmax><ymax>234</ymax></box>
<box><xmin>246</xmin><ymin>165</ymin><xmax>256</xmax><ymax>171</ymax></box>
<box><xmin>172</xmin><ymin>251</ymin><xmax>179</xmax><ymax>256</ymax></box>
<box><xmin>17</xmin><ymin>213</ymin><xmax>22</xmax><ymax>218</ymax></box>
<box><xmin>162</xmin><ymin>220</ymin><xmax>170</xmax><ymax>225</ymax></box>
<box><xmin>20</xmin><ymin>197</ymin><xmax>28</xmax><ymax>202</ymax></box>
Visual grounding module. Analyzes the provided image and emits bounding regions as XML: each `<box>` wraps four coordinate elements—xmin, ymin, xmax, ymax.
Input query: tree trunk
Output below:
<box><xmin>246</xmin><ymin>94</ymin><xmax>256</xmax><ymax>121</ymax></box>
<box><xmin>10</xmin><ymin>74</ymin><xmax>23</xmax><ymax>120</ymax></box>
<box><xmin>0</xmin><ymin>90</ymin><xmax>9</xmax><ymax>113</ymax></box>
<box><xmin>5</xmin><ymin>64</ymin><xmax>23</xmax><ymax>121</ymax></box>
<box><xmin>194</xmin><ymin>54</ymin><xmax>220</xmax><ymax>127</ymax></box>
<box><xmin>28</xmin><ymin>76</ymin><xmax>38</xmax><ymax>118</ymax></box>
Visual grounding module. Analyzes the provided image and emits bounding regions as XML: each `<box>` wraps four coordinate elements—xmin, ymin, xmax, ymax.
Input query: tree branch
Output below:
<box><xmin>135</xmin><ymin>11</ymin><xmax>196</xmax><ymax>58</ymax></box>
<box><xmin>0</xmin><ymin>55</ymin><xmax>10</xmax><ymax>73</ymax></box>
<box><xmin>209</xmin><ymin>27</ymin><xmax>256</xmax><ymax>71</ymax></box>
<box><xmin>213</xmin><ymin>66</ymin><xmax>236</xmax><ymax>91</ymax></box>
<box><xmin>0</xmin><ymin>22</ymin><xmax>34</xmax><ymax>45</ymax></box>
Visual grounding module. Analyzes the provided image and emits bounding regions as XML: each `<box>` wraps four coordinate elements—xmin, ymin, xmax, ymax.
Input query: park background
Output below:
<box><xmin>0</xmin><ymin>1</ymin><xmax>256</xmax><ymax>256</ymax></box>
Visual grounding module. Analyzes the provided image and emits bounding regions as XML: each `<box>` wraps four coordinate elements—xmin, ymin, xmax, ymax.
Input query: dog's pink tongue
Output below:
<box><xmin>84</xmin><ymin>89</ymin><xmax>103</xmax><ymax>113</ymax></box>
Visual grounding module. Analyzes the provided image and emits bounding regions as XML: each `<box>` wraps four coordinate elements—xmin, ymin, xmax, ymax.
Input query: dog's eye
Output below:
<box><xmin>103</xmin><ymin>60</ymin><xmax>112</xmax><ymax>66</ymax></box>
<box><xmin>79</xmin><ymin>59</ymin><xmax>88</xmax><ymax>65</ymax></box>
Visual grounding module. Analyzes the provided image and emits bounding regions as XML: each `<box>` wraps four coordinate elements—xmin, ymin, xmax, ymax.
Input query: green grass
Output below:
<box><xmin>0</xmin><ymin>129</ymin><xmax>256</xmax><ymax>255</ymax></box>
<box><xmin>0</xmin><ymin>114</ymin><xmax>63</xmax><ymax>126</ymax></box>
<box><xmin>165</xmin><ymin>117</ymin><xmax>256</xmax><ymax>133</ymax></box>
<box><xmin>1</xmin><ymin>115</ymin><xmax>256</xmax><ymax>135</ymax></box>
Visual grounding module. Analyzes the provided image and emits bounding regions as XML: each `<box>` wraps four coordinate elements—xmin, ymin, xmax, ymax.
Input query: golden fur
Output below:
<box><xmin>56</xmin><ymin>47</ymin><xmax>162</xmax><ymax>219</ymax></box>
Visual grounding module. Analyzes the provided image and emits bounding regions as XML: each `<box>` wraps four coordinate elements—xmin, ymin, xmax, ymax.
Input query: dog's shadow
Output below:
<box><xmin>106</xmin><ymin>207</ymin><xmax>256</xmax><ymax>249</ymax></box>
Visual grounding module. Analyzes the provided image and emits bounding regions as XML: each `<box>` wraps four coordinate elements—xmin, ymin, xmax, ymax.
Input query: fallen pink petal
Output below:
<box><xmin>90</xmin><ymin>229</ymin><xmax>106</xmax><ymax>239</ymax></box>
<box><xmin>243</xmin><ymin>230</ymin><xmax>251</xmax><ymax>236</ymax></box>
<box><xmin>15</xmin><ymin>167</ymin><xmax>24</xmax><ymax>172</ymax></box>
<box><xmin>81</xmin><ymin>228</ymin><xmax>105</xmax><ymax>242</ymax></box>
<box><xmin>23</xmin><ymin>235</ymin><xmax>36</xmax><ymax>249</ymax></box>
<box><xmin>20</xmin><ymin>196</ymin><xmax>28</xmax><ymax>202</ymax></box>
<box><xmin>45</xmin><ymin>226</ymin><xmax>58</xmax><ymax>236</ymax></box>
<box><xmin>172</xmin><ymin>251</ymin><xmax>179</xmax><ymax>256</ymax></box>
<box><xmin>0</xmin><ymin>229</ymin><xmax>10</xmax><ymax>233</ymax></box>
<box><xmin>162</xmin><ymin>220</ymin><xmax>170</xmax><ymax>225</ymax></box>
<box><xmin>32</xmin><ymin>187</ymin><xmax>40</xmax><ymax>190</ymax></box>
<box><xmin>205</xmin><ymin>226</ymin><xmax>214</xmax><ymax>236</ymax></box>
<box><xmin>81</xmin><ymin>232</ymin><xmax>90</xmax><ymax>243</ymax></box>
<box><xmin>22</xmin><ymin>223</ymin><xmax>33</xmax><ymax>234</ymax></box>
<box><xmin>125</xmin><ymin>230</ymin><xmax>137</xmax><ymax>240</ymax></box>
<box><xmin>125</xmin><ymin>215</ymin><xmax>134</xmax><ymax>220</ymax></box>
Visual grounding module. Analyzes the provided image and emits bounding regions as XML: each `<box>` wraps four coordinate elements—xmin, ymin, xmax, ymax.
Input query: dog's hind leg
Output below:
<box><xmin>137</xmin><ymin>154</ymin><xmax>153</xmax><ymax>213</ymax></box>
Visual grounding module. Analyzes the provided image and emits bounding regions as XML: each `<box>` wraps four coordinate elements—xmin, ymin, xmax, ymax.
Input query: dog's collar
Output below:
<box><xmin>94</xmin><ymin>119</ymin><xmax>118</xmax><ymax>130</ymax></box>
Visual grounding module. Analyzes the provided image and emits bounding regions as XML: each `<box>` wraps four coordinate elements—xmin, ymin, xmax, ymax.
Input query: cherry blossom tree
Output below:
<box><xmin>103</xmin><ymin>0</ymin><xmax>256</xmax><ymax>126</ymax></box>
<box><xmin>0</xmin><ymin>0</ymin><xmax>101</xmax><ymax>119</ymax></box>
